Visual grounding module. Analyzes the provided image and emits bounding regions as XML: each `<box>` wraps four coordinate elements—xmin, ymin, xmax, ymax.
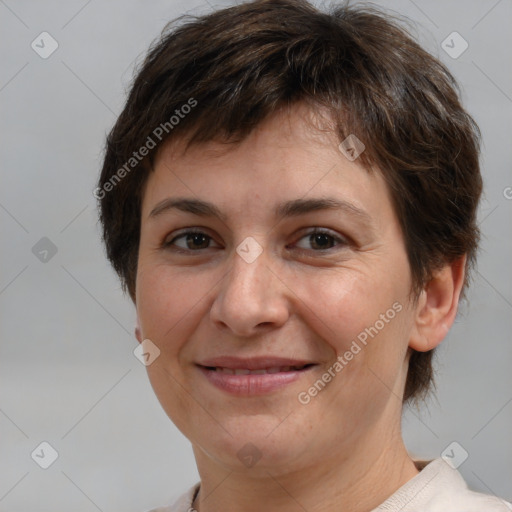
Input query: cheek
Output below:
<box><xmin>136</xmin><ymin>264</ymin><xmax>212</xmax><ymax>436</ymax></box>
<box><xmin>136</xmin><ymin>264</ymin><xmax>212</xmax><ymax>355</ymax></box>
<box><xmin>294</xmin><ymin>266</ymin><xmax>404</xmax><ymax>351</ymax></box>
<box><xmin>293</xmin><ymin>265</ymin><xmax>412</xmax><ymax>394</ymax></box>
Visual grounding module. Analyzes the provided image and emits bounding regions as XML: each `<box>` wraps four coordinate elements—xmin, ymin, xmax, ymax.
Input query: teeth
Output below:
<box><xmin>217</xmin><ymin>367</ymin><xmax>235</xmax><ymax>375</ymax></box>
<box><xmin>214</xmin><ymin>365</ymin><xmax>308</xmax><ymax>374</ymax></box>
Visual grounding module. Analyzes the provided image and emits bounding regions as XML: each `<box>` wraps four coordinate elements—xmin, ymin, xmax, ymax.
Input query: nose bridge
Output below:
<box><xmin>210</xmin><ymin>243</ymin><xmax>287</xmax><ymax>334</ymax></box>
<box><xmin>223</xmin><ymin>246</ymin><xmax>271</xmax><ymax>309</ymax></box>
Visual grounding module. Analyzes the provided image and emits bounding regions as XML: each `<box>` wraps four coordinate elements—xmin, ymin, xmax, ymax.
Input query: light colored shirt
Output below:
<box><xmin>148</xmin><ymin>458</ymin><xmax>511</xmax><ymax>512</ymax></box>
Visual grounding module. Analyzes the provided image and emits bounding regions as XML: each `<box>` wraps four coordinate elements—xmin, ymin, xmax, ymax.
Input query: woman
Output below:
<box><xmin>96</xmin><ymin>1</ymin><xmax>511</xmax><ymax>510</ymax></box>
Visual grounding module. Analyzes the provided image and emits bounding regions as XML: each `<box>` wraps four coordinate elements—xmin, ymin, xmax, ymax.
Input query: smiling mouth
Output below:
<box><xmin>197</xmin><ymin>363</ymin><xmax>317</xmax><ymax>395</ymax></box>
<box><xmin>205</xmin><ymin>364</ymin><xmax>313</xmax><ymax>375</ymax></box>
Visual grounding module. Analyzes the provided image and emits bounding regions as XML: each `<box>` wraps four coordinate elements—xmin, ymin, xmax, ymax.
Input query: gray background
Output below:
<box><xmin>0</xmin><ymin>0</ymin><xmax>511</xmax><ymax>510</ymax></box>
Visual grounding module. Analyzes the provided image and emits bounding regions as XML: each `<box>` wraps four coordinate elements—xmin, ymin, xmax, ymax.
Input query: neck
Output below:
<box><xmin>191</xmin><ymin>425</ymin><xmax>419</xmax><ymax>512</ymax></box>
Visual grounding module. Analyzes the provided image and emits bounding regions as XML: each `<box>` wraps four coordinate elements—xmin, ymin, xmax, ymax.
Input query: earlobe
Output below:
<box><xmin>135</xmin><ymin>314</ymin><xmax>143</xmax><ymax>343</ymax></box>
<box><xmin>409</xmin><ymin>256</ymin><xmax>466</xmax><ymax>353</ymax></box>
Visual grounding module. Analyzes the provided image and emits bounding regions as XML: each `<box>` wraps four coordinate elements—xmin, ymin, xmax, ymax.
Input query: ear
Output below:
<box><xmin>409</xmin><ymin>256</ymin><xmax>466</xmax><ymax>352</ymax></box>
<box><xmin>135</xmin><ymin>312</ymin><xmax>143</xmax><ymax>343</ymax></box>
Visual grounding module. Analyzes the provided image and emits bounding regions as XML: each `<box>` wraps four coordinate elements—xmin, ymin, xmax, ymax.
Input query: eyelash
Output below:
<box><xmin>162</xmin><ymin>228</ymin><xmax>348</xmax><ymax>254</ymax></box>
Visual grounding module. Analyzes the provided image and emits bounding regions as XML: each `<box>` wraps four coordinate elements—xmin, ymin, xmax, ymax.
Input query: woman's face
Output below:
<box><xmin>135</xmin><ymin>104</ymin><xmax>418</xmax><ymax>474</ymax></box>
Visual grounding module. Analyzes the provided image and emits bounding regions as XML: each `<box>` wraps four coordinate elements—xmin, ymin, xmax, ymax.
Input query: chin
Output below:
<box><xmin>192</xmin><ymin>413</ymin><xmax>315</xmax><ymax>473</ymax></box>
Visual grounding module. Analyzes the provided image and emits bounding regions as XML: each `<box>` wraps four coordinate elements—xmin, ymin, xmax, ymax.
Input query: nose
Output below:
<box><xmin>209</xmin><ymin>246</ymin><xmax>290</xmax><ymax>337</ymax></box>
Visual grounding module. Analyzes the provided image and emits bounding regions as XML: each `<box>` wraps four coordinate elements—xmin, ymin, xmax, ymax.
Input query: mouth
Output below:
<box><xmin>196</xmin><ymin>358</ymin><xmax>317</xmax><ymax>395</ymax></box>
<box><xmin>205</xmin><ymin>364</ymin><xmax>313</xmax><ymax>375</ymax></box>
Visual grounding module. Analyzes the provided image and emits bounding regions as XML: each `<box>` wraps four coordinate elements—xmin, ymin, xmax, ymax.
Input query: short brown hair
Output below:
<box><xmin>97</xmin><ymin>0</ymin><xmax>482</xmax><ymax>403</ymax></box>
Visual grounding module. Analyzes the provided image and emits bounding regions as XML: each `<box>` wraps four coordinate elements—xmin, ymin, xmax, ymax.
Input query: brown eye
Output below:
<box><xmin>294</xmin><ymin>229</ymin><xmax>347</xmax><ymax>251</ymax></box>
<box><xmin>164</xmin><ymin>230</ymin><xmax>220</xmax><ymax>251</ymax></box>
<box><xmin>309</xmin><ymin>233</ymin><xmax>335</xmax><ymax>250</ymax></box>
<box><xmin>184</xmin><ymin>232</ymin><xmax>210</xmax><ymax>250</ymax></box>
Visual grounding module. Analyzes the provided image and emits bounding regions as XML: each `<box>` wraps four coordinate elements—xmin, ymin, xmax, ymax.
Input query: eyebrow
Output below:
<box><xmin>148</xmin><ymin>197</ymin><xmax>372</xmax><ymax>224</ymax></box>
<box><xmin>149</xmin><ymin>197</ymin><xmax>227</xmax><ymax>221</ymax></box>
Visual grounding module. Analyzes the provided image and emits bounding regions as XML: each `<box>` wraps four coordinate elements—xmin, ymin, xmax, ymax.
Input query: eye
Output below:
<box><xmin>293</xmin><ymin>228</ymin><xmax>348</xmax><ymax>252</ymax></box>
<box><xmin>163</xmin><ymin>229</ymin><xmax>220</xmax><ymax>251</ymax></box>
<box><xmin>163</xmin><ymin>228</ymin><xmax>348</xmax><ymax>253</ymax></box>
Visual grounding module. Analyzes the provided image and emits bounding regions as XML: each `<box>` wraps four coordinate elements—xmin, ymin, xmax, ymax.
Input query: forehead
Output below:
<box><xmin>141</xmin><ymin>103</ymin><xmax>394</xmax><ymax>226</ymax></box>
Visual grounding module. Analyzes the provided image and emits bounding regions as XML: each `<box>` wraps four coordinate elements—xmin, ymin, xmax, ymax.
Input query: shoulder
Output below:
<box><xmin>426</xmin><ymin>487</ymin><xmax>511</xmax><ymax>511</ymax></box>
<box><xmin>144</xmin><ymin>482</ymin><xmax>200</xmax><ymax>512</ymax></box>
<box><xmin>146</xmin><ymin>463</ymin><xmax>511</xmax><ymax>512</ymax></box>
<box><xmin>426</xmin><ymin>472</ymin><xmax>511</xmax><ymax>512</ymax></box>
<box><xmin>374</xmin><ymin>458</ymin><xmax>511</xmax><ymax>512</ymax></box>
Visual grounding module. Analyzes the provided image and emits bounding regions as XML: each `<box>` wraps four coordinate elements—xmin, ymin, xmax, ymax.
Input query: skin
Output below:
<box><xmin>135</xmin><ymin>103</ymin><xmax>465</xmax><ymax>512</ymax></box>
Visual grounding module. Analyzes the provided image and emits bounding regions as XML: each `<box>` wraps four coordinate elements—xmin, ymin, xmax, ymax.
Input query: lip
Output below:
<box><xmin>199</xmin><ymin>356</ymin><xmax>315</xmax><ymax>370</ymax></box>
<box><xmin>196</xmin><ymin>356</ymin><xmax>317</xmax><ymax>396</ymax></box>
